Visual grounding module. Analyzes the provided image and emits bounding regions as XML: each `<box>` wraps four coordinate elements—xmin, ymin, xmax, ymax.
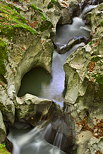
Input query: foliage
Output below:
<box><xmin>0</xmin><ymin>144</ymin><xmax>10</xmax><ymax>154</ymax></box>
<box><xmin>100</xmin><ymin>20</ymin><xmax>103</xmax><ymax>26</ymax></box>
<box><xmin>92</xmin><ymin>73</ymin><xmax>103</xmax><ymax>84</ymax></box>
<box><xmin>51</xmin><ymin>0</ymin><xmax>57</xmax><ymax>3</ymax></box>
<box><xmin>91</xmin><ymin>56</ymin><xmax>102</xmax><ymax>62</ymax></box>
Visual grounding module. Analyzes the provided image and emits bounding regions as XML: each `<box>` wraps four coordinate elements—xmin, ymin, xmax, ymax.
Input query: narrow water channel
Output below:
<box><xmin>8</xmin><ymin>1</ymin><xmax>98</xmax><ymax>154</ymax></box>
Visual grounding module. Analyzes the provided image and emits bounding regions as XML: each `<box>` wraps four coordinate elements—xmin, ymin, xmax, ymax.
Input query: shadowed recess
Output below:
<box><xmin>17</xmin><ymin>67</ymin><xmax>52</xmax><ymax>97</ymax></box>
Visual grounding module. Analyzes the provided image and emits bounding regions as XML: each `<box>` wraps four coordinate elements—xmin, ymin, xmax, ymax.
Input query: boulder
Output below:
<box><xmin>15</xmin><ymin>94</ymin><xmax>62</xmax><ymax>126</ymax></box>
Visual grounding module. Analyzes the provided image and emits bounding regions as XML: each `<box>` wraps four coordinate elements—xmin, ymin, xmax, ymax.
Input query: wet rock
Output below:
<box><xmin>43</xmin><ymin>112</ymin><xmax>76</xmax><ymax>154</ymax></box>
<box><xmin>57</xmin><ymin>37</ymin><xmax>88</xmax><ymax>54</ymax></box>
<box><xmin>58</xmin><ymin>0</ymin><xmax>81</xmax><ymax>24</ymax></box>
<box><xmin>5</xmin><ymin>137</ymin><xmax>13</xmax><ymax>153</ymax></box>
<box><xmin>15</xmin><ymin>94</ymin><xmax>62</xmax><ymax>126</ymax></box>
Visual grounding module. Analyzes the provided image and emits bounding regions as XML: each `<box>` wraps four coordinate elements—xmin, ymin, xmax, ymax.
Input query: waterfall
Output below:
<box><xmin>8</xmin><ymin>125</ymin><xmax>65</xmax><ymax>154</ymax></box>
<box><xmin>8</xmin><ymin>1</ymin><xmax>98</xmax><ymax>153</ymax></box>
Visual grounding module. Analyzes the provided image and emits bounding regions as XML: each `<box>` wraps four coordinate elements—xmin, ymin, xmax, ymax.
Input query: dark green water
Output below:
<box><xmin>18</xmin><ymin>67</ymin><xmax>51</xmax><ymax>97</ymax></box>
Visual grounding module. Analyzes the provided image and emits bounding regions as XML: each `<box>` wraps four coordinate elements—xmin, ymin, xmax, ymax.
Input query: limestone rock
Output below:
<box><xmin>58</xmin><ymin>0</ymin><xmax>81</xmax><ymax>24</ymax></box>
<box><xmin>0</xmin><ymin>0</ymin><xmax>103</xmax><ymax>153</ymax></box>
<box><xmin>0</xmin><ymin>85</ymin><xmax>15</xmax><ymax>124</ymax></box>
<box><xmin>64</xmin><ymin>3</ymin><xmax>103</xmax><ymax>153</ymax></box>
<box><xmin>15</xmin><ymin>94</ymin><xmax>62</xmax><ymax>126</ymax></box>
<box><xmin>0</xmin><ymin>0</ymin><xmax>54</xmax><ymax>140</ymax></box>
<box><xmin>0</xmin><ymin>111</ymin><xmax>6</xmax><ymax>143</ymax></box>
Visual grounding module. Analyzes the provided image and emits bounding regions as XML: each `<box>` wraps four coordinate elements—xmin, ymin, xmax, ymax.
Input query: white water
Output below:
<box><xmin>41</xmin><ymin>43</ymin><xmax>85</xmax><ymax>107</ymax></box>
<box><xmin>55</xmin><ymin>17</ymin><xmax>90</xmax><ymax>48</ymax></box>
<box><xmin>40</xmin><ymin>4</ymin><xmax>97</xmax><ymax>107</ymax></box>
<box><xmin>9</xmin><ymin>2</ymin><xmax>97</xmax><ymax>154</ymax></box>
<box><xmin>18</xmin><ymin>5</ymin><xmax>94</xmax><ymax>108</ymax></box>
<box><xmin>80</xmin><ymin>5</ymin><xmax>97</xmax><ymax>18</ymax></box>
<box><xmin>8</xmin><ymin>126</ymin><xmax>65</xmax><ymax>154</ymax></box>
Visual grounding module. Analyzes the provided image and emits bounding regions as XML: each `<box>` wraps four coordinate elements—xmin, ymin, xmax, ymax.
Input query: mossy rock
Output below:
<box><xmin>38</xmin><ymin>20</ymin><xmax>53</xmax><ymax>32</ymax></box>
<box><xmin>0</xmin><ymin>0</ymin><xmax>37</xmax><ymax>38</ymax></box>
<box><xmin>0</xmin><ymin>39</ymin><xmax>7</xmax><ymax>75</ymax></box>
<box><xmin>30</xmin><ymin>4</ymin><xmax>47</xmax><ymax>21</ymax></box>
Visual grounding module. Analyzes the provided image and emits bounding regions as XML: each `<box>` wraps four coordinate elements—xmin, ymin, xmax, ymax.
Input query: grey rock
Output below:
<box><xmin>0</xmin><ymin>111</ymin><xmax>6</xmax><ymax>143</ymax></box>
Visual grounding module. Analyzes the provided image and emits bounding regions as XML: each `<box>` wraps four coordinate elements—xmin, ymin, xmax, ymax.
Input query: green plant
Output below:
<box><xmin>91</xmin><ymin>56</ymin><xmax>101</xmax><ymax>62</ymax></box>
<box><xmin>100</xmin><ymin>20</ymin><xmax>103</xmax><ymax>26</ymax></box>
<box><xmin>92</xmin><ymin>73</ymin><xmax>103</xmax><ymax>84</ymax></box>
<box><xmin>51</xmin><ymin>0</ymin><xmax>57</xmax><ymax>3</ymax></box>
<box><xmin>0</xmin><ymin>144</ymin><xmax>10</xmax><ymax>154</ymax></box>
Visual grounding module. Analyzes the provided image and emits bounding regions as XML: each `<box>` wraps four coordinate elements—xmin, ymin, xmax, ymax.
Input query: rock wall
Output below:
<box><xmin>0</xmin><ymin>0</ymin><xmax>103</xmax><ymax>153</ymax></box>
<box><xmin>64</xmin><ymin>3</ymin><xmax>103</xmax><ymax>154</ymax></box>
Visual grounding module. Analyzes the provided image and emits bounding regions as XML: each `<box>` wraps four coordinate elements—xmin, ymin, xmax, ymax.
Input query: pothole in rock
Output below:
<box><xmin>17</xmin><ymin>67</ymin><xmax>52</xmax><ymax>98</ymax></box>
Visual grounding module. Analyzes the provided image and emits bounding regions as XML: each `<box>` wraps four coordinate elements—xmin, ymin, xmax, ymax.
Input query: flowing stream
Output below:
<box><xmin>8</xmin><ymin>2</ymin><xmax>98</xmax><ymax>154</ymax></box>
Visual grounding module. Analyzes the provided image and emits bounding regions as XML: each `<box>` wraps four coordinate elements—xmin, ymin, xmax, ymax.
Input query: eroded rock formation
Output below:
<box><xmin>0</xmin><ymin>0</ymin><xmax>103</xmax><ymax>153</ymax></box>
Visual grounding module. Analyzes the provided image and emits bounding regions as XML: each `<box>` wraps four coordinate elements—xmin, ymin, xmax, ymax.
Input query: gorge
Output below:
<box><xmin>0</xmin><ymin>0</ymin><xmax>103</xmax><ymax>154</ymax></box>
<box><xmin>8</xmin><ymin>1</ymin><xmax>99</xmax><ymax>154</ymax></box>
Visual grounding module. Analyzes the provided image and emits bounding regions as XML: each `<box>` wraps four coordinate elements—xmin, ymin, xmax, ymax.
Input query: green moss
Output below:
<box><xmin>88</xmin><ymin>41</ymin><xmax>92</xmax><ymax>45</ymax></box>
<box><xmin>0</xmin><ymin>1</ymin><xmax>38</xmax><ymax>37</ymax></box>
<box><xmin>100</xmin><ymin>20</ymin><xmax>103</xmax><ymax>26</ymax></box>
<box><xmin>0</xmin><ymin>144</ymin><xmax>10</xmax><ymax>154</ymax></box>
<box><xmin>51</xmin><ymin>0</ymin><xmax>57</xmax><ymax>3</ymax></box>
<box><xmin>92</xmin><ymin>73</ymin><xmax>103</xmax><ymax>84</ymax></box>
<box><xmin>38</xmin><ymin>20</ymin><xmax>53</xmax><ymax>32</ymax></box>
<box><xmin>0</xmin><ymin>39</ymin><xmax>7</xmax><ymax>75</ymax></box>
<box><xmin>14</xmin><ymin>23</ymin><xmax>37</xmax><ymax>34</ymax></box>
<box><xmin>30</xmin><ymin>4</ymin><xmax>42</xmax><ymax>11</ymax></box>
<box><xmin>91</xmin><ymin>56</ymin><xmax>102</xmax><ymax>62</ymax></box>
<box><xmin>30</xmin><ymin>4</ymin><xmax>47</xmax><ymax>21</ymax></box>
<box><xmin>7</xmin><ymin>2</ymin><xmax>22</xmax><ymax>12</ymax></box>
